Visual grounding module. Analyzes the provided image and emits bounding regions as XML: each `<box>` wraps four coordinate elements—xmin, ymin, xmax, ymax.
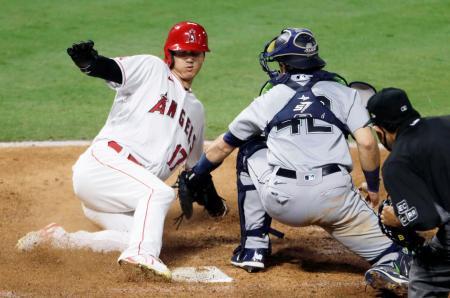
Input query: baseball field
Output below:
<box><xmin>1</xmin><ymin>0</ymin><xmax>449</xmax><ymax>296</ymax></box>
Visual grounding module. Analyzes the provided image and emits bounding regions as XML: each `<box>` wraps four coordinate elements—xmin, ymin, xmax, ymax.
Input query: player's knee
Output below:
<box><xmin>72</xmin><ymin>169</ymin><xmax>88</xmax><ymax>202</ymax></box>
<box><xmin>81</xmin><ymin>204</ymin><xmax>96</xmax><ymax>221</ymax></box>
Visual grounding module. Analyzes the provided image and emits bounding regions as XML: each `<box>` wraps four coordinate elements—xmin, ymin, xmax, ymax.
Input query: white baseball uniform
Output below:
<box><xmin>70</xmin><ymin>54</ymin><xmax>205</xmax><ymax>257</ymax></box>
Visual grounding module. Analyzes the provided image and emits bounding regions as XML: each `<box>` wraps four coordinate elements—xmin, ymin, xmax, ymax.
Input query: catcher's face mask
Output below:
<box><xmin>259</xmin><ymin>28</ymin><xmax>326</xmax><ymax>78</ymax></box>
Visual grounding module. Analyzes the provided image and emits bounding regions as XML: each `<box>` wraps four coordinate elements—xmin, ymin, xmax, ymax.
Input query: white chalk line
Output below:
<box><xmin>0</xmin><ymin>140</ymin><xmax>92</xmax><ymax>148</ymax></box>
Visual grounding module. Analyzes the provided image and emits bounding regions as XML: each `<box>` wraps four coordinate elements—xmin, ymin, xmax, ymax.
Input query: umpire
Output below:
<box><xmin>366</xmin><ymin>87</ymin><xmax>450</xmax><ymax>297</ymax></box>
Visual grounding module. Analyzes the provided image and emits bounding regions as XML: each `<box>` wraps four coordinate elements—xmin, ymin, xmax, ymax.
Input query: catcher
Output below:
<box><xmin>366</xmin><ymin>88</ymin><xmax>450</xmax><ymax>297</ymax></box>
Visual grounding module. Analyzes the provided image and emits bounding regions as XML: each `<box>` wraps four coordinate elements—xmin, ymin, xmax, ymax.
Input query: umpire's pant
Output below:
<box><xmin>409</xmin><ymin>236</ymin><xmax>450</xmax><ymax>297</ymax></box>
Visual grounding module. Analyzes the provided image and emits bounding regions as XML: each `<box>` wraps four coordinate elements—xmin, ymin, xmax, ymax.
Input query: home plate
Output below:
<box><xmin>171</xmin><ymin>266</ymin><xmax>233</xmax><ymax>283</ymax></box>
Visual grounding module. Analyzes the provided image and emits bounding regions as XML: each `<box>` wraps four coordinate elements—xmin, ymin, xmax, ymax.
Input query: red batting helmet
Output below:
<box><xmin>164</xmin><ymin>21</ymin><xmax>210</xmax><ymax>67</ymax></box>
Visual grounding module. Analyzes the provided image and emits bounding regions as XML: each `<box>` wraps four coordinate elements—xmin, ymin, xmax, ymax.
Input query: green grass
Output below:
<box><xmin>1</xmin><ymin>0</ymin><xmax>449</xmax><ymax>141</ymax></box>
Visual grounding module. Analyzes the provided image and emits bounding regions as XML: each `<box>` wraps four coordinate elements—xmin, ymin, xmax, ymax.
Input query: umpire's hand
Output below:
<box><xmin>67</xmin><ymin>40</ymin><xmax>98</xmax><ymax>70</ymax></box>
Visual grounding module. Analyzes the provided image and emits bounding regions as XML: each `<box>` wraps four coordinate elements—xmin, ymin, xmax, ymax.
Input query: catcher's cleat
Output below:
<box><xmin>118</xmin><ymin>254</ymin><xmax>172</xmax><ymax>281</ymax></box>
<box><xmin>231</xmin><ymin>247</ymin><xmax>268</xmax><ymax>273</ymax></box>
<box><xmin>364</xmin><ymin>265</ymin><xmax>409</xmax><ymax>296</ymax></box>
<box><xmin>16</xmin><ymin>223</ymin><xmax>66</xmax><ymax>252</ymax></box>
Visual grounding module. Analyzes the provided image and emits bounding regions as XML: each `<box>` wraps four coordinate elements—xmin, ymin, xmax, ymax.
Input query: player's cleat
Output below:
<box><xmin>118</xmin><ymin>254</ymin><xmax>172</xmax><ymax>280</ymax></box>
<box><xmin>16</xmin><ymin>223</ymin><xmax>67</xmax><ymax>252</ymax></box>
<box><xmin>364</xmin><ymin>265</ymin><xmax>409</xmax><ymax>296</ymax></box>
<box><xmin>231</xmin><ymin>247</ymin><xmax>268</xmax><ymax>273</ymax></box>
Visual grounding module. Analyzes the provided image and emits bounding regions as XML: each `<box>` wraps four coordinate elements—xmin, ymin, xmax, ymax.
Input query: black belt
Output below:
<box><xmin>276</xmin><ymin>164</ymin><xmax>341</xmax><ymax>179</ymax></box>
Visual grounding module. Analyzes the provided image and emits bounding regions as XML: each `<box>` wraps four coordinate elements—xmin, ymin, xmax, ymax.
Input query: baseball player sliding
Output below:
<box><xmin>16</xmin><ymin>21</ymin><xmax>226</xmax><ymax>280</ymax></box>
<box><xmin>182</xmin><ymin>28</ymin><xmax>412</xmax><ymax>295</ymax></box>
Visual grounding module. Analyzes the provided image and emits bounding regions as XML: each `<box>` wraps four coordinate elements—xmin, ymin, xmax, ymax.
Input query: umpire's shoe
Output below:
<box><xmin>231</xmin><ymin>246</ymin><xmax>268</xmax><ymax>273</ymax></box>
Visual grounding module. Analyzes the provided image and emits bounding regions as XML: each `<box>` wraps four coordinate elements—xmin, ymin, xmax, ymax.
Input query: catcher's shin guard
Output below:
<box><xmin>232</xmin><ymin>139</ymin><xmax>284</xmax><ymax>272</ymax></box>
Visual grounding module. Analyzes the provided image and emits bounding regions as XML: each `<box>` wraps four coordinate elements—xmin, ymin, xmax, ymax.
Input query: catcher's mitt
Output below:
<box><xmin>175</xmin><ymin>170</ymin><xmax>228</xmax><ymax>226</ymax></box>
<box><xmin>378</xmin><ymin>199</ymin><xmax>424</xmax><ymax>251</ymax></box>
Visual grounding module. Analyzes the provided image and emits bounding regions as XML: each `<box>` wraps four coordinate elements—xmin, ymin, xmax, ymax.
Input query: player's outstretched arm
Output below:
<box><xmin>354</xmin><ymin>126</ymin><xmax>380</xmax><ymax>207</ymax></box>
<box><xmin>185</xmin><ymin>133</ymin><xmax>236</xmax><ymax>182</ymax></box>
<box><xmin>67</xmin><ymin>40</ymin><xmax>122</xmax><ymax>84</ymax></box>
<box><xmin>205</xmin><ymin>133</ymin><xmax>236</xmax><ymax>165</ymax></box>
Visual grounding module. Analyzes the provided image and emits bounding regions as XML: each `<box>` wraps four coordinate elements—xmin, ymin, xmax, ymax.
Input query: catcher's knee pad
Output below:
<box><xmin>236</xmin><ymin>136</ymin><xmax>267</xmax><ymax>175</ymax></box>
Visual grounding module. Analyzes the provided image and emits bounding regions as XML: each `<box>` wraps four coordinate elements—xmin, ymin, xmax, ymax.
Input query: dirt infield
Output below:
<box><xmin>0</xmin><ymin>146</ymin><xmax>389</xmax><ymax>297</ymax></box>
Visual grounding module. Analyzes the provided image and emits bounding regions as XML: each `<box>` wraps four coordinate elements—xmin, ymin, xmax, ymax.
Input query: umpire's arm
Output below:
<box><xmin>383</xmin><ymin>160</ymin><xmax>444</xmax><ymax>231</ymax></box>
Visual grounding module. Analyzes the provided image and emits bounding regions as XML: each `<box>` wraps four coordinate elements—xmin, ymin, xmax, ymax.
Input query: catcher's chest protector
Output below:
<box><xmin>265</xmin><ymin>71</ymin><xmax>351</xmax><ymax>139</ymax></box>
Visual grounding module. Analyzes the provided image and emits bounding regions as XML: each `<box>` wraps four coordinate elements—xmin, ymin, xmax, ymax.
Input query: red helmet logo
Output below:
<box><xmin>188</xmin><ymin>29</ymin><xmax>196</xmax><ymax>43</ymax></box>
<box><xmin>164</xmin><ymin>21</ymin><xmax>210</xmax><ymax>66</ymax></box>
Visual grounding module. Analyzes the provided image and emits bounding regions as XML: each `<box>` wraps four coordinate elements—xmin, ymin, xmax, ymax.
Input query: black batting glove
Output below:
<box><xmin>67</xmin><ymin>40</ymin><xmax>98</xmax><ymax>72</ymax></box>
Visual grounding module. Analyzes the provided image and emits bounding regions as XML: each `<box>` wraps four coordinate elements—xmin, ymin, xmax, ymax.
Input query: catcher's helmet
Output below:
<box><xmin>260</xmin><ymin>28</ymin><xmax>326</xmax><ymax>75</ymax></box>
<box><xmin>164</xmin><ymin>21</ymin><xmax>210</xmax><ymax>67</ymax></box>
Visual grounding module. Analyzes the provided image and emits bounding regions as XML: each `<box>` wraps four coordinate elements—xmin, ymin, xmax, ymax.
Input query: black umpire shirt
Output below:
<box><xmin>382</xmin><ymin>116</ymin><xmax>450</xmax><ymax>255</ymax></box>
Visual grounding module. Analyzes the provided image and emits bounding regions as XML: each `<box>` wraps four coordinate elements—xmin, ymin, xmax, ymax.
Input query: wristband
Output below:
<box><xmin>363</xmin><ymin>167</ymin><xmax>380</xmax><ymax>192</ymax></box>
<box><xmin>192</xmin><ymin>153</ymin><xmax>219</xmax><ymax>176</ymax></box>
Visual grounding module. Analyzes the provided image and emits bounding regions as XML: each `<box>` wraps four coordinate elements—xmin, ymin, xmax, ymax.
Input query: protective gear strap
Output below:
<box><xmin>266</xmin><ymin>70</ymin><xmax>352</xmax><ymax>139</ymax></box>
<box><xmin>269</xmin><ymin>227</ymin><xmax>285</xmax><ymax>239</ymax></box>
<box><xmin>246</xmin><ymin>227</ymin><xmax>284</xmax><ymax>239</ymax></box>
<box><xmin>236</xmin><ymin>137</ymin><xmax>267</xmax><ymax>175</ymax></box>
<box><xmin>245</xmin><ymin>211</ymin><xmax>284</xmax><ymax>239</ymax></box>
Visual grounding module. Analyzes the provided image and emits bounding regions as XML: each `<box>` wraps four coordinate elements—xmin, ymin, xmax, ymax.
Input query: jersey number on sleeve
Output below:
<box><xmin>167</xmin><ymin>144</ymin><xmax>187</xmax><ymax>171</ymax></box>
